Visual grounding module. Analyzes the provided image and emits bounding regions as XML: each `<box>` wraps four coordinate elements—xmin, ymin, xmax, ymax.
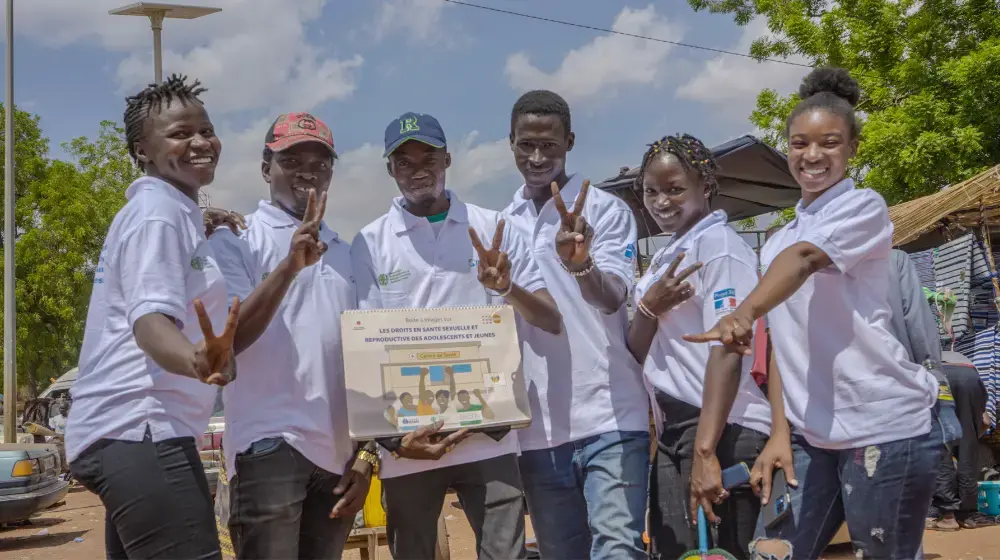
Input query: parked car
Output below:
<box><xmin>0</xmin><ymin>443</ymin><xmax>69</xmax><ymax>524</ymax></box>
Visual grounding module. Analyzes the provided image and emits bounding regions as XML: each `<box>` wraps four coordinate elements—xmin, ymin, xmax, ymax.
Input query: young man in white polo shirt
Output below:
<box><xmin>502</xmin><ymin>90</ymin><xmax>651</xmax><ymax>559</ymax></box>
<box><xmin>209</xmin><ymin>113</ymin><xmax>377</xmax><ymax>559</ymax></box>
<box><xmin>351</xmin><ymin>112</ymin><xmax>562</xmax><ymax>560</ymax></box>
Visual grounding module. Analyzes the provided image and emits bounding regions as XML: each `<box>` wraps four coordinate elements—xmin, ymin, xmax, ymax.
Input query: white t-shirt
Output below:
<box><xmin>352</xmin><ymin>191</ymin><xmax>545</xmax><ymax>479</ymax></box>
<box><xmin>635</xmin><ymin>211</ymin><xmax>771</xmax><ymax>435</ymax></box>
<box><xmin>66</xmin><ymin>177</ymin><xmax>229</xmax><ymax>463</ymax></box>
<box><xmin>502</xmin><ymin>174</ymin><xmax>650</xmax><ymax>452</ymax></box>
<box><xmin>762</xmin><ymin>179</ymin><xmax>937</xmax><ymax>449</ymax></box>
<box><xmin>209</xmin><ymin>201</ymin><xmax>356</xmax><ymax>479</ymax></box>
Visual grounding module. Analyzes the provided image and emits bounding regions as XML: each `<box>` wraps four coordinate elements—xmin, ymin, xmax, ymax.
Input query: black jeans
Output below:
<box><xmin>70</xmin><ymin>432</ymin><xmax>221</xmax><ymax>560</ymax></box>
<box><xmin>228</xmin><ymin>438</ymin><xmax>351</xmax><ymax>560</ymax></box>
<box><xmin>930</xmin><ymin>365</ymin><xmax>988</xmax><ymax>518</ymax></box>
<box><xmin>650</xmin><ymin>392</ymin><xmax>766</xmax><ymax>560</ymax></box>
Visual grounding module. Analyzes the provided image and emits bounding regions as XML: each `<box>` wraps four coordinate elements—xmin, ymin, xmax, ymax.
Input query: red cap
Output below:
<box><xmin>265</xmin><ymin>112</ymin><xmax>337</xmax><ymax>157</ymax></box>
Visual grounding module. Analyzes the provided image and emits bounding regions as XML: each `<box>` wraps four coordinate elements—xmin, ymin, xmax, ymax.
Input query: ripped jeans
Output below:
<box><xmin>751</xmin><ymin>409</ymin><xmax>942</xmax><ymax>559</ymax></box>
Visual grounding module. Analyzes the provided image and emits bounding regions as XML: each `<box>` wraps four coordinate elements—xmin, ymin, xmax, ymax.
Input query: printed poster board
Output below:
<box><xmin>341</xmin><ymin>305</ymin><xmax>531</xmax><ymax>440</ymax></box>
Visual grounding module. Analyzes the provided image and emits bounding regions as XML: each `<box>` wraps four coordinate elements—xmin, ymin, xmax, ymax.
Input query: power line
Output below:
<box><xmin>441</xmin><ymin>0</ymin><xmax>813</xmax><ymax>69</ymax></box>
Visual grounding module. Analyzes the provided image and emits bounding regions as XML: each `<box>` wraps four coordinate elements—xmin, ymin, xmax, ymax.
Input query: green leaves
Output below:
<box><xmin>0</xmin><ymin>114</ymin><xmax>136</xmax><ymax>396</ymax></box>
<box><xmin>692</xmin><ymin>0</ymin><xmax>1000</xmax><ymax>208</ymax></box>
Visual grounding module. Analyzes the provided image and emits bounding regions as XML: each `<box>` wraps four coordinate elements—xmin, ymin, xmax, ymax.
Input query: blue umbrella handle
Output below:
<box><xmin>697</xmin><ymin>505</ymin><xmax>708</xmax><ymax>553</ymax></box>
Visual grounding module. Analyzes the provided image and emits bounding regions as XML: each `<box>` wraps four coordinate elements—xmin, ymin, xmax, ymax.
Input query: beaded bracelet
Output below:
<box><xmin>561</xmin><ymin>256</ymin><xmax>595</xmax><ymax>277</ymax></box>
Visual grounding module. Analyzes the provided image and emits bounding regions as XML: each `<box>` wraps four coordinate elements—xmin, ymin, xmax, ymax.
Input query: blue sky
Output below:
<box><xmin>2</xmin><ymin>0</ymin><xmax>807</xmax><ymax>237</ymax></box>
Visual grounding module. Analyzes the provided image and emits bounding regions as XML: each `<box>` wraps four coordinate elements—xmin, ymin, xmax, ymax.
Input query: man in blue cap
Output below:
<box><xmin>351</xmin><ymin>112</ymin><xmax>562</xmax><ymax>560</ymax></box>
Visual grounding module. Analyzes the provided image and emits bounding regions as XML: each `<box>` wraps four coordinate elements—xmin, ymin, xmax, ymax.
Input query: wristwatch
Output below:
<box><xmin>356</xmin><ymin>448</ymin><xmax>380</xmax><ymax>476</ymax></box>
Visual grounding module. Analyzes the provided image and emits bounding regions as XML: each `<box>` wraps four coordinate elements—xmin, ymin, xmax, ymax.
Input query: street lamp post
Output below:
<box><xmin>110</xmin><ymin>2</ymin><xmax>221</xmax><ymax>83</ymax></box>
<box><xmin>3</xmin><ymin>0</ymin><xmax>16</xmax><ymax>444</ymax></box>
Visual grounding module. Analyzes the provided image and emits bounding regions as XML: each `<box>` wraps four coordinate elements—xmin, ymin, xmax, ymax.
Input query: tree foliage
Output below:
<box><xmin>1</xmin><ymin>112</ymin><xmax>136</xmax><ymax>396</ymax></box>
<box><xmin>690</xmin><ymin>0</ymin><xmax>1000</xmax><ymax>207</ymax></box>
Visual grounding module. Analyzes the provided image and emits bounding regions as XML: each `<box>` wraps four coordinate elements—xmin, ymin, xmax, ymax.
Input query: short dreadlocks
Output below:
<box><xmin>123</xmin><ymin>74</ymin><xmax>208</xmax><ymax>165</ymax></box>
<box><xmin>634</xmin><ymin>133</ymin><xmax>719</xmax><ymax>197</ymax></box>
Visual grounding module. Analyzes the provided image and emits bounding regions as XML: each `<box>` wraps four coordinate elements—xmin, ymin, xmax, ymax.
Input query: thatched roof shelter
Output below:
<box><xmin>889</xmin><ymin>165</ymin><xmax>1000</xmax><ymax>250</ymax></box>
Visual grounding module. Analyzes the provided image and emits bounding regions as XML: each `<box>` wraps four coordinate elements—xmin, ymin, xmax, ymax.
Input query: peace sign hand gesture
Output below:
<box><xmin>288</xmin><ymin>189</ymin><xmax>328</xmax><ymax>272</ymax></box>
<box><xmin>552</xmin><ymin>179</ymin><xmax>594</xmax><ymax>269</ymax></box>
<box><xmin>640</xmin><ymin>253</ymin><xmax>703</xmax><ymax>317</ymax></box>
<box><xmin>190</xmin><ymin>296</ymin><xmax>241</xmax><ymax>386</ymax></box>
<box><xmin>469</xmin><ymin>220</ymin><xmax>512</xmax><ymax>293</ymax></box>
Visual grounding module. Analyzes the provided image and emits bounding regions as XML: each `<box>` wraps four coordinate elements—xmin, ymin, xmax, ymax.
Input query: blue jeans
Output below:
<box><xmin>518</xmin><ymin>430</ymin><xmax>650</xmax><ymax>559</ymax></box>
<box><xmin>752</xmin><ymin>409</ymin><xmax>942</xmax><ymax>559</ymax></box>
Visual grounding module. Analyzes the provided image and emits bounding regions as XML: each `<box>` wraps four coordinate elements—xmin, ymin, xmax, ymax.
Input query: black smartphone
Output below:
<box><xmin>762</xmin><ymin>468</ymin><xmax>792</xmax><ymax>529</ymax></box>
<box><xmin>721</xmin><ymin>462</ymin><xmax>751</xmax><ymax>489</ymax></box>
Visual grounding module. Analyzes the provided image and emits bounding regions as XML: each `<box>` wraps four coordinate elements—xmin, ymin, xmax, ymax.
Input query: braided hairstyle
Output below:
<box><xmin>123</xmin><ymin>74</ymin><xmax>208</xmax><ymax>165</ymax></box>
<box><xmin>634</xmin><ymin>134</ymin><xmax>719</xmax><ymax>198</ymax></box>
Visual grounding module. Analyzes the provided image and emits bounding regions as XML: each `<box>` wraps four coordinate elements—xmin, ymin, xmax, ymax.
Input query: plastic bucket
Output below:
<box><xmin>978</xmin><ymin>480</ymin><xmax>1000</xmax><ymax>516</ymax></box>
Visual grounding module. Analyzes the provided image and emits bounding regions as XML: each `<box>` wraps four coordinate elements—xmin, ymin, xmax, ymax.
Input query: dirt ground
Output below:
<box><xmin>1</xmin><ymin>489</ymin><xmax>998</xmax><ymax>559</ymax></box>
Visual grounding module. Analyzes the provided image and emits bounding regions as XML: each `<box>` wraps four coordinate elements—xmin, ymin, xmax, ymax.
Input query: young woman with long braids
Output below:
<box><xmin>687</xmin><ymin>68</ymin><xmax>940</xmax><ymax>558</ymax></box>
<box><xmin>627</xmin><ymin>134</ymin><xmax>770</xmax><ymax>558</ymax></box>
<box><xmin>66</xmin><ymin>75</ymin><xmax>239</xmax><ymax>559</ymax></box>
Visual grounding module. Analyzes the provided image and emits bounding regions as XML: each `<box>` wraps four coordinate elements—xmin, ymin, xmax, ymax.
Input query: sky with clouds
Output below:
<box><xmin>1</xmin><ymin>0</ymin><xmax>808</xmax><ymax>238</ymax></box>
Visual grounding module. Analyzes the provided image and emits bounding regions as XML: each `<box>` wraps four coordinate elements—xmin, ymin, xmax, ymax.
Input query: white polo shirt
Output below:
<box><xmin>502</xmin><ymin>174</ymin><xmax>650</xmax><ymax>452</ymax></box>
<box><xmin>209</xmin><ymin>201</ymin><xmax>356</xmax><ymax>478</ymax></box>
<box><xmin>66</xmin><ymin>177</ymin><xmax>229</xmax><ymax>463</ymax></box>
<box><xmin>762</xmin><ymin>179</ymin><xmax>937</xmax><ymax>449</ymax></box>
<box><xmin>352</xmin><ymin>191</ymin><xmax>545</xmax><ymax>479</ymax></box>
<box><xmin>635</xmin><ymin>211</ymin><xmax>771</xmax><ymax>435</ymax></box>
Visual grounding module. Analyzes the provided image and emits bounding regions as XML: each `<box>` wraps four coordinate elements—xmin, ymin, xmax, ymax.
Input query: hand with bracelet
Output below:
<box><xmin>329</xmin><ymin>442</ymin><xmax>379</xmax><ymax>519</ymax></box>
<box><xmin>552</xmin><ymin>179</ymin><xmax>596</xmax><ymax>275</ymax></box>
<box><xmin>636</xmin><ymin>253</ymin><xmax>703</xmax><ymax>320</ymax></box>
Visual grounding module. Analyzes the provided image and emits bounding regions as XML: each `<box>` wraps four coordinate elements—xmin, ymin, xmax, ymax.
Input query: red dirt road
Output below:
<box><xmin>1</xmin><ymin>489</ymin><xmax>998</xmax><ymax>559</ymax></box>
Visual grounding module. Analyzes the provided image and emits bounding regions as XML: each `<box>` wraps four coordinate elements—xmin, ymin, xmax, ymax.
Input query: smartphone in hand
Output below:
<box><xmin>762</xmin><ymin>468</ymin><xmax>792</xmax><ymax>529</ymax></box>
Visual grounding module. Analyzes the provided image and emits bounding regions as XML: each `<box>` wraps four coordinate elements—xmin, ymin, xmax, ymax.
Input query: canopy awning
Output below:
<box><xmin>595</xmin><ymin>135</ymin><xmax>800</xmax><ymax>239</ymax></box>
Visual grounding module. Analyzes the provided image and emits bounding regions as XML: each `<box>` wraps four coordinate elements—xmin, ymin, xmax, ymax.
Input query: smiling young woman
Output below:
<box><xmin>626</xmin><ymin>134</ymin><xmax>770</xmax><ymax>558</ymax></box>
<box><xmin>686</xmin><ymin>68</ymin><xmax>941</xmax><ymax>559</ymax></box>
<box><xmin>66</xmin><ymin>75</ymin><xmax>235</xmax><ymax>560</ymax></box>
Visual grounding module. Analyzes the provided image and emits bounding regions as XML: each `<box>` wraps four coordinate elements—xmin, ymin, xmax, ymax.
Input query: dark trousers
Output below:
<box><xmin>650</xmin><ymin>392</ymin><xmax>766</xmax><ymax>560</ymax></box>
<box><xmin>70</xmin><ymin>432</ymin><xmax>221</xmax><ymax>560</ymax></box>
<box><xmin>931</xmin><ymin>367</ymin><xmax>988</xmax><ymax>518</ymax></box>
<box><xmin>228</xmin><ymin>438</ymin><xmax>351</xmax><ymax>560</ymax></box>
<box><xmin>382</xmin><ymin>453</ymin><xmax>526</xmax><ymax>560</ymax></box>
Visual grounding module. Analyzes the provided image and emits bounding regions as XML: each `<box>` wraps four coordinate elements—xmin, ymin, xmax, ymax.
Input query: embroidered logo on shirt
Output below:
<box><xmin>713</xmin><ymin>288</ymin><xmax>737</xmax><ymax>316</ymax></box>
<box><xmin>469</xmin><ymin>258</ymin><xmax>479</xmax><ymax>268</ymax></box>
<box><xmin>624</xmin><ymin>242</ymin><xmax>636</xmax><ymax>261</ymax></box>
<box><xmin>190</xmin><ymin>256</ymin><xmax>213</xmax><ymax>271</ymax></box>
<box><xmin>261</xmin><ymin>271</ymin><xmax>270</xmax><ymax>282</ymax></box>
<box><xmin>378</xmin><ymin>269</ymin><xmax>411</xmax><ymax>286</ymax></box>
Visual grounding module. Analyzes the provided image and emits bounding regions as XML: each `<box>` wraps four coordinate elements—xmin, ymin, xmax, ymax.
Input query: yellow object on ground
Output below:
<box><xmin>364</xmin><ymin>474</ymin><xmax>387</xmax><ymax>528</ymax></box>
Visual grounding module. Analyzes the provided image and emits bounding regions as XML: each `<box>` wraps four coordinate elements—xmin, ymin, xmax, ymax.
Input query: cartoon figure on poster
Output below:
<box><xmin>380</xmin><ymin>342</ymin><xmax>506</xmax><ymax>431</ymax></box>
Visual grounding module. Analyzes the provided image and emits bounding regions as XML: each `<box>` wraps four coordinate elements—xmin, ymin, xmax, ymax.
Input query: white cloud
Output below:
<box><xmin>373</xmin><ymin>0</ymin><xmax>449</xmax><ymax>43</ymax></box>
<box><xmin>504</xmin><ymin>5</ymin><xmax>684</xmax><ymax>103</ymax></box>
<box><xmin>676</xmin><ymin>18</ymin><xmax>809</xmax><ymax>119</ymax></box>
<box><xmin>204</xmin><ymin>124</ymin><xmax>518</xmax><ymax>239</ymax></box>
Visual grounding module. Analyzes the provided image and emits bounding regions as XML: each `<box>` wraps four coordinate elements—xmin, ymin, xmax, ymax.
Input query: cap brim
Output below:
<box><xmin>383</xmin><ymin>135</ymin><xmax>446</xmax><ymax>158</ymax></box>
<box><xmin>266</xmin><ymin>136</ymin><xmax>338</xmax><ymax>158</ymax></box>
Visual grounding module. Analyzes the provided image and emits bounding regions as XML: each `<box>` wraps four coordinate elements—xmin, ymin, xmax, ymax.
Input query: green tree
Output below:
<box><xmin>1</xmin><ymin>118</ymin><xmax>136</xmax><ymax>396</ymax></box>
<box><xmin>690</xmin><ymin>0</ymin><xmax>1000</xmax><ymax>206</ymax></box>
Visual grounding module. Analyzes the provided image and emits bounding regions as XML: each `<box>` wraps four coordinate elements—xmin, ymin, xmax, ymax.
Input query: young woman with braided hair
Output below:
<box><xmin>627</xmin><ymin>134</ymin><xmax>771</xmax><ymax>558</ymax></box>
<box><xmin>66</xmin><ymin>75</ymin><xmax>238</xmax><ymax>559</ymax></box>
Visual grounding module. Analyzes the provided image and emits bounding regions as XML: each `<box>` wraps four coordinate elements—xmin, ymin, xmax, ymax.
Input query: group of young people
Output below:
<box><xmin>63</xmin><ymin>65</ymin><xmax>944</xmax><ymax>560</ymax></box>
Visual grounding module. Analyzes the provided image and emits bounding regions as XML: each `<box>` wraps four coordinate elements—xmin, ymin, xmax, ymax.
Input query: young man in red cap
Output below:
<box><xmin>209</xmin><ymin>113</ymin><xmax>378</xmax><ymax>559</ymax></box>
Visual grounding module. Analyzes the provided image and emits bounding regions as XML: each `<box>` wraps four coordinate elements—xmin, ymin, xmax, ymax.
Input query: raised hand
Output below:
<box><xmin>639</xmin><ymin>253</ymin><xmax>702</xmax><ymax>317</ymax></box>
<box><xmin>469</xmin><ymin>220</ymin><xmax>511</xmax><ymax>293</ymax></box>
<box><xmin>203</xmin><ymin>208</ymin><xmax>247</xmax><ymax>237</ymax></box>
<box><xmin>552</xmin><ymin>179</ymin><xmax>594</xmax><ymax>268</ymax></box>
<box><xmin>288</xmin><ymin>189</ymin><xmax>328</xmax><ymax>272</ymax></box>
<box><xmin>191</xmin><ymin>296</ymin><xmax>240</xmax><ymax>386</ymax></box>
<box><xmin>683</xmin><ymin>310</ymin><xmax>755</xmax><ymax>356</ymax></box>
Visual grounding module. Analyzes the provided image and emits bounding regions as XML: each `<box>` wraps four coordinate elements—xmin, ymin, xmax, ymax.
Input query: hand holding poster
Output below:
<box><xmin>341</xmin><ymin>305</ymin><xmax>531</xmax><ymax>440</ymax></box>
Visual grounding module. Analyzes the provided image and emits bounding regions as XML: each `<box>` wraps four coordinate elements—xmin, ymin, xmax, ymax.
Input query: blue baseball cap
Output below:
<box><xmin>383</xmin><ymin>112</ymin><xmax>447</xmax><ymax>158</ymax></box>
